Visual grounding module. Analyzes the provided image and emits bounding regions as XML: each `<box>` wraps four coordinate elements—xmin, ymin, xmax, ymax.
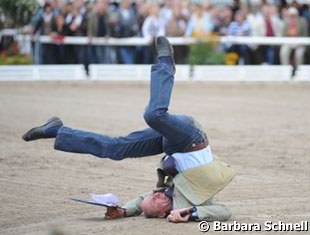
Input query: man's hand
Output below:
<box><xmin>167</xmin><ymin>208</ymin><xmax>191</xmax><ymax>223</ymax></box>
<box><xmin>105</xmin><ymin>207</ymin><xmax>126</xmax><ymax>219</ymax></box>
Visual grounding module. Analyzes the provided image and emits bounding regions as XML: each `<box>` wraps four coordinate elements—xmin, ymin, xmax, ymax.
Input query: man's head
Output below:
<box><xmin>95</xmin><ymin>0</ymin><xmax>108</xmax><ymax>14</ymax></box>
<box><xmin>235</xmin><ymin>10</ymin><xmax>245</xmax><ymax>23</ymax></box>
<box><xmin>261</xmin><ymin>5</ymin><xmax>271</xmax><ymax>18</ymax></box>
<box><xmin>287</xmin><ymin>7</ymin><xmax>299</xmax><ymax>19</ymax></box>
<box><xmin>121</xmin><ymin>0</ymin><xmax>131</xmax><ymax>10</ymax></box>
<box><xmin>149</xmin><ymin>3</ymin><xmax>160</xmax><ymax>17</ymax></box>
<box><xmin>141</xmin><ymin>192</ymin><xmax>172</xmax><ymax>218</ymax></box>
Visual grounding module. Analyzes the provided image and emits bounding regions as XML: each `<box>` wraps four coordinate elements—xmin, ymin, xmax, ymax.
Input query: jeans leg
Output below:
<box><xmin>121</xmin><ymin>47</ymin><xmax>135</xmax><ymax>64</ymax></box>
<box><xmin>144</xmin><ymin>62</ymin><xmax>203</xmax><ymax>153</ymax></box>
<box><xmin>143</xmin><ymin>46</ymin><xmax>154</xmax><ymax>64</ymax></box>
<box><xmin>267</xmin><ymin>46</ymin><xmax>275</xmax><ymax>65</ymax></box>
<box><xmin>88</xmin><ymin>45</ymin><xmax>98</xmax><ymax>64</ymax></box>
<box><xmin>54</xmin><ymin>127</ymin><xmax>163</xmax><ymax>160</ymax></box>
<box><xmin>96</xmin><ymin>46</ymin><xmax>105</xmax><ymax>64</ymax></box>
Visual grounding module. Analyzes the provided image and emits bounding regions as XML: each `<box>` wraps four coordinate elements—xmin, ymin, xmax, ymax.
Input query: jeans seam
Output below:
<box><xmin>58</xmin><ymin>127</ymin><xmax>162</xmax><ymax>149</ymax></box>
<box><xmin>115</xmin><ymin>135</ymin><xmax>162</xmax><ymax>145</ymax></box>
<box><xmin>157</xmin><ymin>64</ymin><xmax>164</xmax><ymax>113</ymax></box>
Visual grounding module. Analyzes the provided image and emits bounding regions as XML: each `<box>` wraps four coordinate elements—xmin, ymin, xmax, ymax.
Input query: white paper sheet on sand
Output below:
<box><xmin>90</xmin><ymin>193</ymin><xmax>120</xmax><ymax>206</ymax></box>
<box><xmin>70</xmin><ymin>193</ymin><xmax>121</xmax><ymax>207</ymax></box>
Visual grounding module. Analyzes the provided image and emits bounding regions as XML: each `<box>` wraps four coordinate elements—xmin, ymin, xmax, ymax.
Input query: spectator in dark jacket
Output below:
<box><xmin>50</xmin><ymin>14</ymin><xmax>67</xmax><ymax>64</ymax></box>
<box><xmin>118</xmin><ymin>0</ymin><xmax>139</xmax><ymax>64</ymax></box>
<box><xmin>71</xmin><ymin>0</ymin><xmax>89</xmax><ymax>67</ymax></box>
<box><xmin>87</xmin><ymin>0</ymin><xmax>111</xmax><ymax>64</ymax></box>
<box><xmin>32</xmin><ymin>2</ymin><xmax>55</xmax><ymax>64</ymax></box>
<box><xmin>213</xmin><ymin>7</ymin><xmax>233</xmax><ymax>36</ymax></box>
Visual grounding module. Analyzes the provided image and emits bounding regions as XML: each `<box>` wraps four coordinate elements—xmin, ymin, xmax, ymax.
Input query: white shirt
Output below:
<box><xmin>172</xmin><ymin>146</ymin><xmax>213</xmax><ymax>173</ymax></box>
<box><xmin>142</xmin><ymin>16</ymin><xmax>165</xmax><ymax>39</ymax></box>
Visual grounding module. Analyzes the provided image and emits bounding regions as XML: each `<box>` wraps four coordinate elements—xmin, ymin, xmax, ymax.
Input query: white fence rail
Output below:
<box><xmin>293</xmin><ymin>65</ymin><xmax>310</xmax><ymax>81</ymax></box>
<box><xmin>1</xmin><ymin>29</ymin><xmax>309</xmax><ymax>46</ymax></box>
<box><xmin>90</xmin><ymin>64</ymin><xmax>150</xmax><ymax>81</ymax></box>
<box><xmin>17</xmin><ymin>35</ymin><xmax>310</xmax><ymax>46</ymax></box>
<box><xmin>193</xmin><ymin>65</ymin><xmax>293</xmax><ymax>81</ymax></box>
<box><xmin>0</xmin><ymin>65</ymin><xmax>86</xmax><ymax>81</ymax></box>
<box><xmin>90</xmin><ymin>65</ymin><xmax>191</xmax><ymax>81</ymax></box>
<box><xmin>0</xmin><ymin>65</ymin><xmax>308</xmax><ymax>81</ymax></box>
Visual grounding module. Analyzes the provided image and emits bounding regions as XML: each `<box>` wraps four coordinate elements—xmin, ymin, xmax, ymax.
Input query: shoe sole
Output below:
<box><xmin>156</xmin><ymin>36</ymin><xmax>174</xmax><ymax>57</ymax></box>
<box><xmin>156</xmin><ymin>36</ymin><xmax>176</xmax><ymax>74</ymax></box>
<box><xmin>22</xmin><ymin>117</ymin><xmax>62</xmax><ymax>141</ymax></box>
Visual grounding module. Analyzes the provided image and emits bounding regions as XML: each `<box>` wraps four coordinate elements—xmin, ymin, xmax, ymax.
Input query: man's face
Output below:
<box><xmin>262</xmin><ymin>5</ymin><xmax>270</xmax><ymax>18</ymax></box>
<box><xmin>289</xmin><ymin>14</ymin><xmax>298</xmax><ymax>22</ymax></box>
<box><xmin>141</xmin><ymin>192</ymin><xmax>172</xmax><ymax>218</ymax></box>
<box><xmin>121</xmin><ymin>0</ymin><xmax>131</xmax><ymax>9</ymax></box>
<box><xmin>235</xmin><ymin>12</ymin><xmax>244</xmax><ymax>23</ymax></box>
<box><xmin>96</xmin><ymin>0</ymin><xmax>108</xmax><ymax>14</ymax></box>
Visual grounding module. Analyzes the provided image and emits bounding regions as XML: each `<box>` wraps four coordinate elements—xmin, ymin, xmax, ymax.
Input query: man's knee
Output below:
<box><xmin>206</xmin><ymin>204</ymin><xmax>232</xmax><ymax>222</ymax></box>
<box><xmin>221</xmin><ymin>206</ymin><xmax>232</xmax><ymax>221</ymax></box>
<box><xmin>215</xmin><ymin>205</ymin><xmax>232</xmax><ymax>221</ymax></box>
<box><xmin>143</xmin><ymin>109</ymin><xmax>158</xmax><ymax>126</ymax></box>
<box><xmin>143</xmin><ymin>109</ymin><xmax>166</xmax><ymax>127</ymax></box>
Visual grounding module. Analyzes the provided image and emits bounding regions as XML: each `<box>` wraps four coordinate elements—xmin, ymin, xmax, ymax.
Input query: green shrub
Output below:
<box><xmin>188</xmin><ymin>41</ymin><xmax>225</xmax><ymax>65</ymax></box>
<box><xmin>0</xmin><ymin>41</ymin><xmax>32</xmax><ymax>65</ymax></box>
<box><xmin>0</xmin><ymin>54</ymin><xmax>32</xmax><ymax>65</ymax></box>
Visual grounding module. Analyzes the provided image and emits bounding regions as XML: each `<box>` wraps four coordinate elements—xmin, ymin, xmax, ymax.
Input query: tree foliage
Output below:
<box><xmin>0</xmin><ymin>0</ymin><xmax>37</xmax><ymax>27</ymax></box>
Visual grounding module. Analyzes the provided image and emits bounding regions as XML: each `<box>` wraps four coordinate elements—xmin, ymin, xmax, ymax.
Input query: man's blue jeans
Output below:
<box><xmin>120</xmin><ymin>47</ymin><xmax>135</xmax><ymax>64</ymax></box>
<box><xmin>54</xmin><ymin>60</ymin><xmax>207</xmax><ymax>160</ymax></box>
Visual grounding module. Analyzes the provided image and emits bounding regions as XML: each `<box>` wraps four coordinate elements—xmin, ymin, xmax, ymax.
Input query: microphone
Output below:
<box><xmin>167</xmin><ymin>207</ymin><xmax>197</xmax><ymax>221</ymax></box>
<box><xmin>180</xmin><ymin>207</ymin><xmax>197</xmax><ymax>217</ymax></box>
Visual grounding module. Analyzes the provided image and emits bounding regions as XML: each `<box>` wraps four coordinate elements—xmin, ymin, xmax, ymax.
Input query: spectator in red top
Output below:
<box><xmin>252</xmin><ymin>4</ymin><xmax>284</xmax><ymax>64</ymax></box>
<box><xmin>50</xmin><ymin>14</ymin><xmax>66</xmax><ymax>64</ymax></box>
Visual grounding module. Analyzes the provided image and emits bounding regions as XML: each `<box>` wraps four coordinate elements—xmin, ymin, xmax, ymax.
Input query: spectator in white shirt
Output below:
<box><xmin>159</xmin><ymin>0</ymin><xmax>174</xmax><ymax>26</ymax></box>
<box><xmin>142</xmin><ymin>3</ymin><xmax>165</xmax><ymax>64</ymax></box>
<box><xmin>185</xmin><ymin>3</ymin><xmax>214</xmax><ymax>37</ymax></box>
<box><xmin>142</xmin><ymin>3</ymin><xmax>165</xmax><ymax>39</ymax></box>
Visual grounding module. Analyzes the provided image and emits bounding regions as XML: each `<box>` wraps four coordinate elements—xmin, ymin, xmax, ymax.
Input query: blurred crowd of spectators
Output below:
<box><xmin>28</xmin><ymin>0</ymin><xmax>309</xmax><ymax>67</ymax></box>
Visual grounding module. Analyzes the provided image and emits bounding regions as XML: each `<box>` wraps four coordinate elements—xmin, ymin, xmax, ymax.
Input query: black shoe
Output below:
<box><xmin>22</xmin><ymin>117</ymin><xmax>63</xmax><ymax>141</ymax></box>
<box><xmin>155</xmin><ymin>36</ymin><xmax>175</xmax><ymax>74</ymax></box>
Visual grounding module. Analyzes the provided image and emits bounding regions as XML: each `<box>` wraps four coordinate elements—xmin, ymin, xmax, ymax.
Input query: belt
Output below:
<box><xmin>183</xmin><ymin>139</ymin><xmax>209</xmax><ymax>153</ymax></box>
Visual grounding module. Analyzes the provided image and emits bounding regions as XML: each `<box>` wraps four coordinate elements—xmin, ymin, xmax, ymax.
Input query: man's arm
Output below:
<box><xmin>194</xmin><ymin>204</ymin><xmax>232</xmax><ymax>222</ymax></box>
<box><xmin>122</xmin><ymin>192</ymin><xmax>151</xmax><ymax>217</ymax></box>
<box><xmin>168</xmin><ymin>204</ymin><xmax>232</xmax><ymax>223</ymax></box>
<box><xmin>105</xmin><ymin>192</ymin><xmax>151</xmax><ymax>219</ymax></box>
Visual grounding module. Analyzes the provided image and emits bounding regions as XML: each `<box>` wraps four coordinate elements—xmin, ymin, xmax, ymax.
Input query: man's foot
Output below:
<box><xmin>155</xmin><ymin>36</ymin><xmax>175</xmax><ymax>74</ymax></box>
<box><xmin>22</xmin><ymin>117</ymin><xmax>63</xmax><ymax>141</ymax></box>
